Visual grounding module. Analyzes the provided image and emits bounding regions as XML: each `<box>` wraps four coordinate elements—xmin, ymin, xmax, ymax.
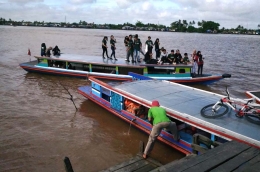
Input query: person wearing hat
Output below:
<box><xmin>145</xmin><ymin>36</ymin><xmax>153</xmax><ymax>53</ymax></box>
<box><xmin>143</xmin><ymin>100</ymin><xmax>179</xmax><ymax>159</ymax></box>
<box><xmin>102</xmin><ymin>36</ymin><xmax>109</xmax><ymax>59</ymax></box>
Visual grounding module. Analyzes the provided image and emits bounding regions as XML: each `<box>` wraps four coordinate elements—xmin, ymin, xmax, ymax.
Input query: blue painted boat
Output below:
<box><xmin>20</xmin><ymin>54</ymin><xmax>231</xmax><ymax>84</ymax></box>
<box><xmin>77</xmin><ymin>75</ymin><xmax>260</xmax><ymax>154</ymax></box>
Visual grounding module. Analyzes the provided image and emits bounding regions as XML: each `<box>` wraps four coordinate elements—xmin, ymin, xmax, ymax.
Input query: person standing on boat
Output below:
<box><xmin>197</xmin><ymin>51</ymin><xmax>204</xmax><ymax>75</ymax></box>
<box><xmin>52</xmin><ymin>45</ymin><xmax>60</xmax><ymax>56</ymax></box>
<box><xmin>126</xmin><ymin>35</ymin><xmax>134</xmax><ymax>63</ymax></box>
<box><xmin>133</xmin><ymin>34</ymin><xmax>142</xmax><ymax>63</ymax></box>
<box><xmin>191</xmin><ymin>50</ymin><xmax>197</xmax><ymax>75</ymax></box>
<box><xmin>110</xmin><ymin>35</ymin><xmax>117</xmax><ymax>60</ymax></box>
<box><xmin>46</xmin><ymin>47</ymin><xmax>52</xmax><ymax>57</ymax></box>
<box><xmin>124</xmin><ymin>36</ymin><xmax>129</xmax><ymax>60</ymax></box>
<box><xmin>41</xmin><ymin>43</ymin><xmax>46</xmax><ymax>56</ymax></box>
<box><xmin>143</xmin><ymin>100</ymin><xmax>179</xmax><ymax>159</ymax></box>
<box><xmin>102</xmin><ymin>36</ymin><xmax>109</xmax><ymax>59</ymax></box>
<box><xmin>145</xmin><ymin>36</ymin><xmax>153</xmax><ymax>53</ymax></box>
<box><xmin>154</xmin><ymin>38</ymin><xmax>160</xmax><ymax>60</ymax></box>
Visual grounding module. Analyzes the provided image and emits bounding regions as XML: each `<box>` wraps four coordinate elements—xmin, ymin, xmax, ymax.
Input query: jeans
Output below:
<box><xmin>144</xmin><ymin>121</ymin><xmax>178</xmax><ymax>155</ymax></box>
<box><xmin>102</xmin><ymin>47</ymin><xmax>108</xmax><ymax>58</ymax></box>
<box><xmin>192</xmin><ymin>61</ymin><xmax>198</xmax><ymax>74</ymax></box>
<box><xmin>133</xmin><ymin>49</ymin><xmax>140</xmax><ymax>62</ymax></box>
<box><xmin>198</xmin><ymin>64</ymin><xmax>203</xmax><ymax>75</ymax></box>
<box><xmin>126</xmin><ymin>50</ymin><xmax>133</xmax><ymax>61</ymax></box>
<box><xmin>155</xmin><ymin>49</ymin><xmax>160</xmax><ymax>59</ymax></box>
<box><xmin>110</xmin><ymin>46</ymin><xmax>115</xmax><ymax>58</ymax></box>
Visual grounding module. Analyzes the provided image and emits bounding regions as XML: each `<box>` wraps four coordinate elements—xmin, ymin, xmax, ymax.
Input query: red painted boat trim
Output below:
<box><xmin>245</xmin><ymin>91</ymin><xmax>260</xmax><ymax>104</ymax></box>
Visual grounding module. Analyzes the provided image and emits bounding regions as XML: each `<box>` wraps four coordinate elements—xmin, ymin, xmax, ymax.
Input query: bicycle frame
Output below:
<box><xmin>212</xmin><ymin>92</ymin><xmax>260</xmax><ymax>117</ymax></box>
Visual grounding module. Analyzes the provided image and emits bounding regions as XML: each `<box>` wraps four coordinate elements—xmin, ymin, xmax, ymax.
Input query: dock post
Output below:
<box><xmin>191</xmin><ymin>134</ymin><xmax>222</xmax><ymax>154</ymax></box>
<box><xmin>139</xmin><ymin>141</ymin><xmax>144</xmax><ymax>154</ymax></box>
<box><xmin>64</xmin><ymin>156</ymin><xmax>74</xmax><ymax>172</ymax></box>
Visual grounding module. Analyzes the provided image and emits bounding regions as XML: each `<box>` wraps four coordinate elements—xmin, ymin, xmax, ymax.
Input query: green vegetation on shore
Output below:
<box><xmin>1</xmin><ymin>17</ymin><xmax>259</xmax><ymax>35</ymax></box>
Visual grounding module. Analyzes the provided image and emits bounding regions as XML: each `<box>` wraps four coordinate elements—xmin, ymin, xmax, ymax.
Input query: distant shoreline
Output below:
<box><xmin>1</xmin><ymin>24</ymin><xmax>259</xmax><ymax>36</ymax></box>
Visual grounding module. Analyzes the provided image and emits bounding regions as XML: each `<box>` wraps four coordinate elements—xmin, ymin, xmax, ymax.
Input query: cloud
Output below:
<box><xmin>0</xmin><ymin>0</ymin><xmax>259</xmax><ymax>28</ymax></box>
<box><xmin>115</xmin><ymin>0</ymin><xmax>143</xmax><ymax>8</ymax></box>
<box><xmin>69</xmin><ymin>0</ymin><xmax>96</xmax><ymax>4</ymax></box>
<box><xmin>8</xmin><ymin>0</ymin><xmax>43</xmax><ymax>4</ymax></box>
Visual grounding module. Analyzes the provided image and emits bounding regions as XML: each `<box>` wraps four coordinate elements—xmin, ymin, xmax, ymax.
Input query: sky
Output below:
<box><xmin>0</xmin><ymin>0</ymin><xmax>259</xmax><ymax>29</ymax></box>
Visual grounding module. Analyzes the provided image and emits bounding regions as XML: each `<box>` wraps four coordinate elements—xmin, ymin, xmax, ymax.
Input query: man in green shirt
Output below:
<box><xmin>143</xmin><ymin>100</ymin><xmax>179</xmax><ymax>159</ymax></box>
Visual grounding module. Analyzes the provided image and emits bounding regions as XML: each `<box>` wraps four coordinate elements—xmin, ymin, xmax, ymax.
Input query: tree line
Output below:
<box><xmin>1</xmin><ymin>17</ymin><xmax>259</xmax><ymax>34</ymax></box>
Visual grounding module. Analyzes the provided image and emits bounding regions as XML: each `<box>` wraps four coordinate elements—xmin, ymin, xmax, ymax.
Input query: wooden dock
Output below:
<box><xmin>64</xmin><ymin>140</ymin><xmax>260</xmax><ymax>172</ymax></box>
<box><xmin>101</xmin><ymin>154</ymin><xmax>163</xmax><ymax>172</ymax></box>
<box><xmin>152</xmin><ymin>140</ymin><xmax>260</xmax><ymax>172</ymax></box>
<box><xmin>101</xmin><ymin>141</ymin><xmax>163</xmax><ymax>172</ymax></box>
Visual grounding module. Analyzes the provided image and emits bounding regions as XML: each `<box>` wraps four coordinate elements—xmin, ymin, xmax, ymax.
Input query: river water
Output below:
<box><xmin>0</xmin><ymin>26</ymin><xmax>259</xmax><ymax>171</ymax></box>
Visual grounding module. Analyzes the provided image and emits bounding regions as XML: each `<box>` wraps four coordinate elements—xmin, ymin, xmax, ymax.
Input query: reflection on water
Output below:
<box><xmin>0</xmin><ymin>26</ymin><xmax>259</xmax><ymax>171</ymax></box>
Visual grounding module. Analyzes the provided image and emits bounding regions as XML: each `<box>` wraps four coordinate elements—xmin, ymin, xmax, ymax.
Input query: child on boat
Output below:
<box><xmin>182</xmin><ymin>53</ymin><xmax>190</xmax><ymax>64</ymax></box>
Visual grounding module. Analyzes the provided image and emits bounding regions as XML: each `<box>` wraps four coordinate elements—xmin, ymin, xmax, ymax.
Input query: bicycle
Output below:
<box><xmin>200</xmin><ymin>87</ymin><xmax>260</xmax><ymax>125</ymax></box>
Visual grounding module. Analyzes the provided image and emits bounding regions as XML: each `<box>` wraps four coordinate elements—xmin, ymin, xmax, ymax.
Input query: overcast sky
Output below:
<box><xmin>0</xmin><ymin>0</ymin><xmax>259</xmax><ymax>29</ymax></box>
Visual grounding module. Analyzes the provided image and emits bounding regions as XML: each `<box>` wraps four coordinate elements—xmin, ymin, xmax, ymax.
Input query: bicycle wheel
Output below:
<box><xmin>245</xmin><ymin>113</ymin><xmax>260</xmax><ymax>125</ymax></box>
<box><xmin>201</xmin><ymin>103</ymin><xmax>229</xmax><ymax>118</ymax></box>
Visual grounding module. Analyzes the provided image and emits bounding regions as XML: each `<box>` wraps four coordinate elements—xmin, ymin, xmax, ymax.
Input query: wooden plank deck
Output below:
<box><xmin>151</xmin><ymin>141</ymin><xmax>260</xmax><ymax>172</ymax></box>
<box><xmin>101</xmin><ymin>154</ymin><xmax>162</xmax><ymax>172</ymax></box>
<box><xmin>101</xmin><ymin>141</ymin><xmax>163</xmax><ymax>172</ymax></box>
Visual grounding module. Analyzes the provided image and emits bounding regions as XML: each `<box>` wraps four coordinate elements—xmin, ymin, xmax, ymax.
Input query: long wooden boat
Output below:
<box><xmin>20</xmin><ymin>54</ymin><xmax>231</xmax><ymax>84</ymax></box>
<box><xmin>77</xmin><ymin>75</ymin><xmax>260</xmax><ymax>155</ymax></box>
<box><xmin>246</xmin><ymin>90</ymin><xmax>260</xmax><ymax>104</ymax></box>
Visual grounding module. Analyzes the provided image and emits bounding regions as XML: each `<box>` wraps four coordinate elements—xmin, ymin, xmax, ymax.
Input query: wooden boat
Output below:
<box><xmin>20</xmin><ymin>54</ymin><xmax>231</xmax><ymax>84</ymax></box>
<box><xmin>246</xmin><ymin>90</ymin><xmax>260</xmax><ymax>104</ymax></box>
<box><xmin>77</xmin><ymin>74</ymin><xmax>260</xmax><ymax>154</ymax></box>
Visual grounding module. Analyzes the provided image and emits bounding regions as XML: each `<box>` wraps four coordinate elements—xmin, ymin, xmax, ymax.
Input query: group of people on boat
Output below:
<box><xmin>41</xmin><ymin>43</ymin><xmax>61</xmax><ymax>57</ymax></box>
<box><xmin>102</xmin><ymin>35</ymin><xmax>204</xmax><ymax>75</ymax></box>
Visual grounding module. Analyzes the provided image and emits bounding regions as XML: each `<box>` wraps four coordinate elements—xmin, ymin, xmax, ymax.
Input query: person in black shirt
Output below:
<box><xmin>145</xmin><ymin>36</ymin><xmax>153</xmax><ymax>53</ymax></box>
<box><xmin>102</xmin><ymin>36</ymin><xmax>109</xmax><ymax>59</ymax></box>
<box><xmin>52</xmin><ymin>45</ymin><xmax>60</xmax><ymax>56</ymax></box>
<box><xmin>41</xmin><ymin>43</ymin><xmax>46</xmax><ymax>56</ymax></box>
<box><xmin>154</xmin><ymin>38</ymin><xmax>160</xmax><ymax>59</ymax></box>
<box><xmin>110</xmin><ymin>35</ymin><xmax>117</xmax><ymax>60</ymax></box>
<box><xmin>126</xmin><ymin>35</ymin><xmax>134</xmax><ymax>63</ymax></box>
<box><xmin>124</xmin><ymin>36</ymin><xmax>129</xmax><ymax>60</ymax></box>
<box><xmin>174</xmin><ymin>49</ymin><xmax>182</xmax><ymax>64</ymax></box>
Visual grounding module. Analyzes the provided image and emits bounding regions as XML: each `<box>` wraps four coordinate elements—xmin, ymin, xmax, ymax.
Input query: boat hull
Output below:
<box><xmin>20</xmin><ymin>61</ymin><xmax>225</xmax><ymax>84</ymax></box>
<box><xmin>78</xmin><ymin>86</ymin><xmax>192</xmax><ymax>155</ymax></box>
